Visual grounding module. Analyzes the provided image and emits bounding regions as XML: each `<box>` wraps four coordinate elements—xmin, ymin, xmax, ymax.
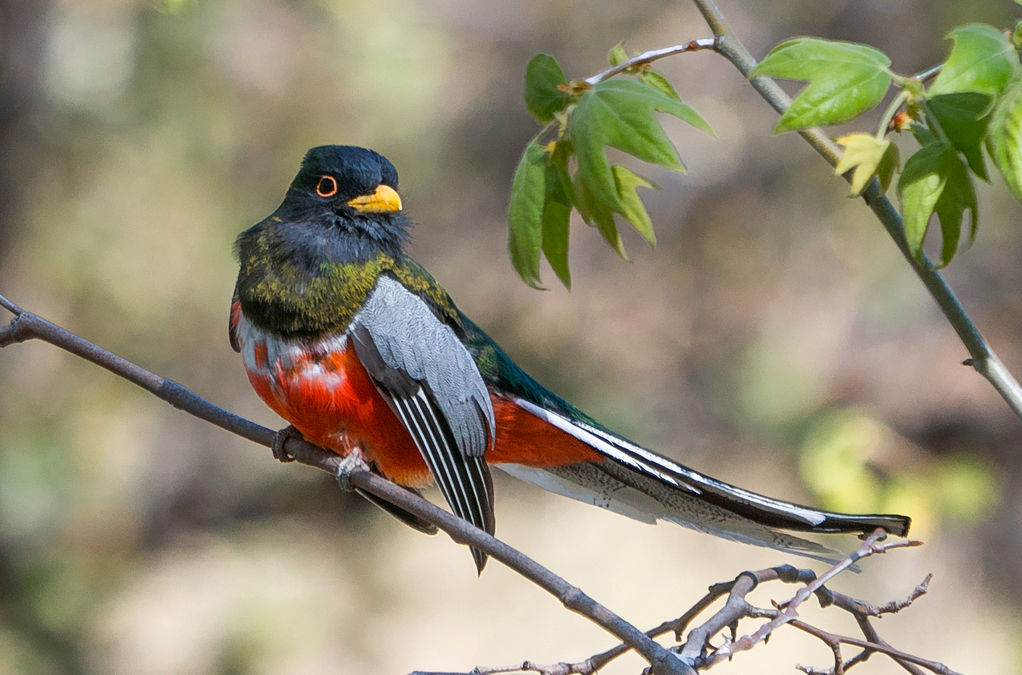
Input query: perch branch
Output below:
<box><xmin>0</xmin><ymin>297</ymin><xmax>689</xmax><ymax>675</ymax></box>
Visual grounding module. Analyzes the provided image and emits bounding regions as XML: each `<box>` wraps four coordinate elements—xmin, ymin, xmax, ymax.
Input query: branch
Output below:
<box><xmin>688</xmin><ymin>532</ymin><xmax>922</xmax><ymax>667</ymax></box>
<box><xmin>413</xmin><ymin>542</ymin><xmax>954</xmax><ymax>675</ymax></box>
<box><xmin>690</xmin><ymin>0</ymin><xmax>1022</xmax><ymax>421</ymax></box>
<box><xmin>584</xmin><ymin>38</ymin><xmax>718</xmax><ymax>85</ymax></box>
<box><xmin>2</xmin><ymin>298</ymin><xmax>949</xmax><ymax>674</ymax></box>
<box><xmin>668</xmin><ymin>533</ymin><xmax>958</xmax><ymax>674</ymax></box>
<box><xmin>0</xmin><ymin>297</ymin><xmax>691</xmax><ymax>675</ymax></box>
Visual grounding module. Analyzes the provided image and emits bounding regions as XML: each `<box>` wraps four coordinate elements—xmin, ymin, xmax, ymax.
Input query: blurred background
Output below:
<box><xmin>1</xmin><ymin>0</ymin><xmax>1020</xmax><ymax>672</ymax></box>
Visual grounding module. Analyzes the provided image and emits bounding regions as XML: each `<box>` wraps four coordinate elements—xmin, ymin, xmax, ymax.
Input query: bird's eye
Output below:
<box><xmin>316</xmin><ymin>175</ymin><xmax>338</xmax><ymax>198</ymax></box>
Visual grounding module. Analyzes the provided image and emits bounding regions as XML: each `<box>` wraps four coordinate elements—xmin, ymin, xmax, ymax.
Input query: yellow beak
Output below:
<box><xmin>346</xmin><ymin>184</ymin><xmax>403</xmax><ymax>214</ymax></box>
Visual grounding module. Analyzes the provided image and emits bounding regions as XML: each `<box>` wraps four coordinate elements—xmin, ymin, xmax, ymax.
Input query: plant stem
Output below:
<box><xmin>690</xmin><ymin>0</ymin><xmax>1022</xmax><ymax>421</ymax></box>
<box><xmin>584</xmin><ymin>38</ymin><xmax>718</xmax><ymax>85</ymax></box>
<box><xmin>876</xmin><ymin>89</ymin><xmax>910</xmax><ymax>138</ymax></box>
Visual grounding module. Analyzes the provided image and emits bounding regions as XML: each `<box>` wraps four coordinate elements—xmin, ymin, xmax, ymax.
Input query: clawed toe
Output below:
<box><xmin>334</xmin><ymin>451</ymin><xmax>370</xmax><ymax>491</ymax></box>
<box><xmin>271</xmin><ymin>425</ymin><xmax>302</xmax><ymax>463</ymax></box>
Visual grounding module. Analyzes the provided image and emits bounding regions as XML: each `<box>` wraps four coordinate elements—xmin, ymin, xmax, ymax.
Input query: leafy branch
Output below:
<box><xmin>508</xmin><ymin>0</ymin><xmax>1022</xmax><ymax>421</ymax></box>
<box><xmin>509</xmin><ymin>42</ymin><xmax>715</xmax><ymax>288</ymax></box>
<box><xmin>754</xmin><ymin>23</ymin><xmax>1021</xmax><ymax>267</ymax></box>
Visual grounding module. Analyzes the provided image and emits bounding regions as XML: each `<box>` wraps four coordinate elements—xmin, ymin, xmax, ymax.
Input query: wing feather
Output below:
<box><xmin>351</xmin><ymin>276</ymin><xmax>496</xmax><ymax>571</ymax></box>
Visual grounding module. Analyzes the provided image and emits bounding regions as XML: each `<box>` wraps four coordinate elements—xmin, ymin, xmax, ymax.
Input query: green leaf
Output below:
<box><xmin>934</xmin><ymin>151</ymin><xmax>976</xmax><ymax>266</ymax></box>
<box><xmin>573</xmin><ymin>170</ymin><xmax>628</xmax><ymax>260</ymax></box>
<box><xmin>874</xmin><ymin>141</ymin><xmax>899</xmax><ymax>193</ymax></box>
<box><xmin>897</xmin><ymin>141</ymin><xmax>955</xmax><ymax>261</ymax></box>
<box><xmin>570</xmin><ymin>78</ymin><xmax>711</xmax><ymax>210</ymax></box>
<box><xmin>875</xmin><ymin>140</ymin><xmax>900</xmax><ymax>194</ymax></box>
<box><xmin>640</xmin><ymin>70</ymin><xmax>681</xmax><ymax>100</ymax></box>
<box><xmin>834</xmin><ymin>133</ymin><xmax>896</xmax><ymax>196</ymax></box>
<box><xmin>608</xmin><ymin>42</ymin><xmax>628</xmax><ymax>67</ymax></box>
<box><xmin>507</xmin><ymin>143</ymin><xmax>549</xmax><ymax>287</ymax></box>
<box><xmin>927</xmin><ymin>93</ymin><xmax>992</xmax><ymax>179</ymax></box>
<box><xmin>524</xmin><ymin>54</ymin><xmax>569</xmax><ymax>123</ymax></box>
<box><xmin>910</xmin><ymin>123</ymin><xmax>937</xmax><ymax>146</ymax></box>
<box><xmin>930</xmin><ymin>24</ymin><xmax>1021</xmax><ymax>98</ymax></box>
<box><xmin>987</xmin><ymin>74</ymin><xmax>1022</xmax><ymax>203</ymax></box>
<box><xmin>612</xmin><ymin>166</ymin><xmax>656</xmax><ymax>245</ymax></box>
<box><xmin>541</xmin><ymin>160</ymin><xmax>574</xmax><ymax>288</ymax></box>
<box><xmin>753</xmin><ymin>38</ymin><xmax>892</xmax><ymax>132</ymax></box>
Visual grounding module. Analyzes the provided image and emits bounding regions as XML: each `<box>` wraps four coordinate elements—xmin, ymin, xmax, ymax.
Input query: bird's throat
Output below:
<box><xmin>234</xmin><ymin>220</ymin><xmax>398</xmax><ymax>338</ymax></box>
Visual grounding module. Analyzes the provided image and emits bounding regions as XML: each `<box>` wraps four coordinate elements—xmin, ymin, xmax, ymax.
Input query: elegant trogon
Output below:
<box><xmin>230</xmin><ymin>145</ymin><xmax>910</xmax><ymax>572</ymax></box>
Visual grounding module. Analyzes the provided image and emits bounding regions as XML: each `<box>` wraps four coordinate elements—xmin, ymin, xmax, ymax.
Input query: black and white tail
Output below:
<box><xmin>499</xmin><ymin>398</ymin><xmax>910</xmax><ymax>563</ymax></box>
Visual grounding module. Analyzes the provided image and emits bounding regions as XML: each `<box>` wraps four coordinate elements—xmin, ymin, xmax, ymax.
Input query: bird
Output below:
<box><xmin>230</xmin><ymin>145</ymin><xmax>911</xmax><ymax>572</ymax></box>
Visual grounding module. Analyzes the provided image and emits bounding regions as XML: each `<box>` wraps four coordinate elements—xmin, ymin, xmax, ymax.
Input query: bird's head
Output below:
<box><xmin>265</xmin><ymin>145</ymin><xmax>410</xmax><ymax>259</ymax></box>
<box><xmin>284</xmin><ymin>145</ymin><xmax>402</xmax><ymax>215</ymax></box>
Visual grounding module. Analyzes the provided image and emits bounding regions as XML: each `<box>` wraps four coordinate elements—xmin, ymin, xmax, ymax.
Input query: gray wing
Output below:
<box><xmin>350</xmin><ymin>276</ymin><xmax>496</xmax><ymax>571</ymax></box>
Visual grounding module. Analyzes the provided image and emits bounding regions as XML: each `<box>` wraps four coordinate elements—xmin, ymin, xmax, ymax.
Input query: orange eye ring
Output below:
<box><xmin>316</xmin><ymin>175</ymin><xmax>338</xmax><ymax>198</ymax></box>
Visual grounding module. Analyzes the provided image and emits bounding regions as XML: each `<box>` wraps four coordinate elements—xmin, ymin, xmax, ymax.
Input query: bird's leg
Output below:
<box><xmin>334</xmin><ymin>447</ymin><xmax>370</xmax><ymax>492</ymax></box>
<box><xmin>271</xmin><ymin>424</ymin><xmax>302</xmax><ymax>463</ymax></box>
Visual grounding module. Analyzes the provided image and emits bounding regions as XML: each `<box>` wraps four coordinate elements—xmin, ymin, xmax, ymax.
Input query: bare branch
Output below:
<box><xmin>0</xmin><ymin>293</ymin><xmax>22</xmax><ymax>315</ymax></box>
<box><xmin>0</xmin><ymin>302</ymin><xmax>691</xmax><ymax>675</ymax></box>
<box><xmin>0</xmin><ymin>301</ymin><xmax>956</xmax><ymax>673</ymax></box>
<box><xmin>689</xmin><ymin>0</ymin><xmax>1022</xmax><ymax>421</ymax></box>
<box><xmin>495</xmin><ymin>556</ymin><xmax>948</xmax><ymax>675</ymax></box>
<box><xmin>689</xmin><ymin>531</ymin><xmax>918</xmax><ymax>667</ymax></box>
<box><xmin>3</xmin><ymin>301</ymin><xmax>951</xmax><ymax>675</ymax></box>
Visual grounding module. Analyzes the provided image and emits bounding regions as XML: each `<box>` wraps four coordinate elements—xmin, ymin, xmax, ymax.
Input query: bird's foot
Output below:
<box><xmin>334</xmin><ymin>451</ymin><xmax>370</xmax><ymax>492</ymax></box>
<box><xmin>271</xmin><ymin>425</ymin><xmax>302</xmax><ymax>463</ymax></box>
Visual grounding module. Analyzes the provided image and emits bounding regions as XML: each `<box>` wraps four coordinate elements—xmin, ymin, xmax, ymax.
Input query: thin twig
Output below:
<box><xmin>0</xmin><ymin>304</ymin><xmax>690</xmax><ymax>675</ymax></box>
<box><xmin>585</xmin><ymin>38</ymin><xmax>718</xmax><ymax>85</ymax></box>
<box><xmin>789</xmin><ymin>618</ymin><xmax>959</xmax><ymax>675</ymax></box>
<box><xmin>912</xmin><ymin>63</ymin><xmax>943</xmax><ymax>83</ymax></box>
<box><xmin>686</xmin><ymin>532</ymin><xmax>931</xmax><ymax>670</ymax></box>
<box><xmin>689</xmin><ymin>0</ymin><xmax>1022</xmax><ymax>421</ymax></box>
<box><xmin>0</xmin><ymin>293</ymin><xmax>22</xmax><ymax>314</ymax></box>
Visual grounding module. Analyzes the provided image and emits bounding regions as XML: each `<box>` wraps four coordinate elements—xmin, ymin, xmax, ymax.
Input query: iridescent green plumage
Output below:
<box><xmin>236</xmin><ymin>230</ymin><xmax>458</xmax><ymax>338</ymax></box>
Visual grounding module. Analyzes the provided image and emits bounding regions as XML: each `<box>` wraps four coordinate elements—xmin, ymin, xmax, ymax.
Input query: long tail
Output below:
<box><xmin>500</xmin><ymin>397</ymin><xmax>910</xmax><ymax>564</ymax></box>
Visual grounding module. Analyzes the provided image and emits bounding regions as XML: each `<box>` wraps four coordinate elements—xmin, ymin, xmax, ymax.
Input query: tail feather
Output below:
<box><xmin>507</xmin><ymin>397</ymin><xmax>911</xmax><ymax>562</ymax></box>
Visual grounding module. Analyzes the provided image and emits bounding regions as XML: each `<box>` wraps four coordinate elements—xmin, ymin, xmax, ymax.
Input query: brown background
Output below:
<box><xmin>0</xmin><ymin>0</ymin><xmax>1019</xmax><ymax>672</ymax></box>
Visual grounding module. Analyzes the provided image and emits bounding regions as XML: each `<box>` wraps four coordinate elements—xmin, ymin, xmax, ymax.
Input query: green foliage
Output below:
<box><xmin>508</xmin><ymin>144</ymin><xmax>549</xmax><ymax>287</ymax></box>
<box><xmin>509</xmin><ymin>52</ymin><xmax>710</xmax><ymax>287</ymax></box>
<box><xmin>927</xmin><ymin>93</ymin><xmax>991</xmax><ymax>178</ymax></box>
<box><xmin>929</xmin><ymin>24</ymin><xmax>1020</xmax><ymax>97</ymax></box>
<box><xmin>898</xmin><ymin>141</ymin><xmax>976</xmax><ymax>267</ymax></box>
<box><xmin>524</xmin><ymin>54</ymin><xmax>569</xmax><ymax>123</ymax></box>
<box><xmin>611</xmin><ymin>166</ymin><xmax>656</xmax><ymax>246</ymax></box>
<box><xmin>570</xmin><ymin>79</ymin><xmax>707</xmax><ymax>209</ymax></box>
<box><xmin>753</xmin><ymin>25</ymin><xmax>1020</xmax><ymax>267</ymax></box>
<box><xmin>639</xmin><ymin>70</ymin><xmax>681</xmax><ymax>100</ymax></box>
<box><xmin>987</xmin><ymin>75</ymin><xmax>1022</xmax><ymax>202</ymax></box>
<box><xmin>834</xmin><ymin>133</ymin><xmax>898</xmax><ymax>196</ymax></box>
<box><xmin>608</xmin><ymin>42</ymin><xmax>628</xmax><ymax>67</ymax></box>
<box><xmin>753</xmin><ymin>38</ymin><xmax>892</xmax><ymax>132</ymax></box>
<box><xmin>512</xmin><ymin>21</ymin><xmax>1022</xmax><ymax>285</ymax></box>
<box><xmin>541</xmin><ymin>162</ymin><xmax>575</xmax><ymax>288</ymax></box>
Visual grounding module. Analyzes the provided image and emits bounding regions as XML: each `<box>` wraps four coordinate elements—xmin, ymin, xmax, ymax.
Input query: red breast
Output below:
<box><xmin>233</xmin><ymin>300</ymin><xmax>602</xmax><ymax>487</ymax></box>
